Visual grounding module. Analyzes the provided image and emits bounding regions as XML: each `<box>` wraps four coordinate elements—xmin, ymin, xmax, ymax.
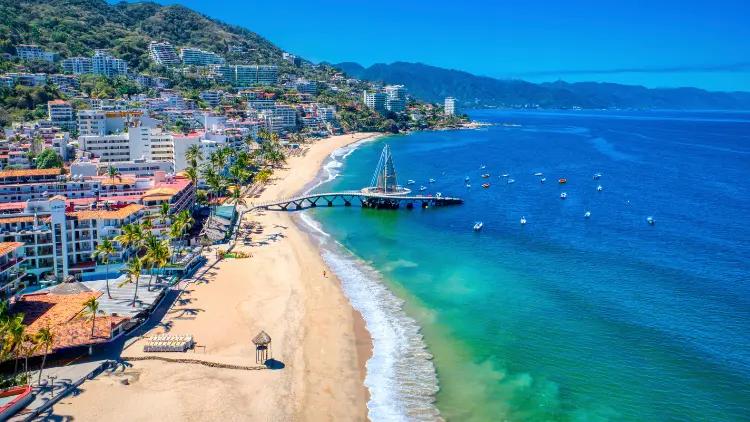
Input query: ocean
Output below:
<box><xmin>300</xmin><ymin>110</ymin><xmax>750</xmax><ymax>421</ymax></box>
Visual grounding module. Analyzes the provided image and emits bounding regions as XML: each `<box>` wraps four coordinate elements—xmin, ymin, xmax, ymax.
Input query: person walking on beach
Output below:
<box><xmin>323</xmin><ymin>270</ymin><xmax>327</xmax><ymax>278</ymax></box>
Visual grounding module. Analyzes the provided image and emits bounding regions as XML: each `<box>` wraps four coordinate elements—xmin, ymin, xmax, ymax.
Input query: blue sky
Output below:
<box><xmin>123</xmin><ymin>0</ymin><xmax>750</xmax><ymax>91</ymax></box>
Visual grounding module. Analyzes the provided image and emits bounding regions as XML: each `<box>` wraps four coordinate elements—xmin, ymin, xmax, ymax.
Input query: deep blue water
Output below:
<box><xmin>309</xmin><ymin>110</ymin><xmax>750</xmax><ymax>421</ymax></box>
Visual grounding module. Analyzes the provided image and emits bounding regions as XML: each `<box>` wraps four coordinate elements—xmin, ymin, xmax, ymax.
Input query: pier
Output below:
<box><xmin>256</xmin><ymin>144</ymin><xmax>463</xmax><ymax>211</ymax></box>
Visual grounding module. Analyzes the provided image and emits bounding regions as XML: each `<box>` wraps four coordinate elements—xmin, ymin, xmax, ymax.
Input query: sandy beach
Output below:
<box><xmin>56</xmin><ymin>132</ymin><xmax>379</xmax><ymax>421</ymax></box>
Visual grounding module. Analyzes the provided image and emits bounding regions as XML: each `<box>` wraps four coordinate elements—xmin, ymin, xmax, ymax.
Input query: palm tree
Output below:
<box><xmin>82</xmin><ymin>297</ymin><xmax>101</xmax><ymax>338</ymax></box>
<box><xmin>143</xmin><ymin>234</ymin><xmax>169</xmax><ymax>290</ymax></box>
<box><xmin>35</xmin><ymin>326</ymin><xmax>54</xmax><ymax>385</ymax></box>
<box><xmin>5</xmin><ymin>314</ymin><xmax>25</xmax><ymax>375</ymax></box>
<box><xmin>185</xmin><ymin>144</ymin><xmax>202</xmax><ymax>169</ymax></box>
<box><xmin>92</xmin><ymin>238</ymin><xmax>116</xmax><ymax>298</ymax></box>
<box><xmin>21</xmin><ymin>334</ymin><xmax>38</xmax><ymax>382</ymax></box>
<box><xmin>114</xmin><ymin>223</ymin><xmax>144</xmax><ymax>258</ymax></box>
<box><xmin>123</xmin><ymin>258</ymin><xmax>142</xmax><ymax>307</ymax></box>
<box><xmin>107</xmin><ymin>166</ymin><xmax>121</xmax><ymax>184</ymax></box>
<box><xmin>229</xmin><ymin>186</ymin><xmax>246</xmax><ymax>207</ymax></box>
<box><xmin>172</xmin><ymin>209</ymin><xmax>194</xmax><ymax>247</ymax></box>
<box><xmin>159</xmin><ymin>202</ymin><xmax>171</xmax><ymax>233</ymax></box>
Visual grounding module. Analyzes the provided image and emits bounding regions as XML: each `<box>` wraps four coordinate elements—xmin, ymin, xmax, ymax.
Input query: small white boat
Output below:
<box><xmin>540</xmin><ymin>177</ymin><xmax>546</xmax><ymax>183</ymax></box>
<box><xmin>501</xmin><ymin>173</ymin><xmax>510</xmax><ymax>177</ymax></box>
<box><xmin>465</xmin><ymin>176</ymin><xmax>470</xmax><ymax>182</ymax></box>
<box><xmin>533</xmin><ymin>172</ymin><xmax>543</xmax><ymax>176</ymax></box>
<box><xmin>480</xmin><ymin>164</ymin><xmax>486</xmax><ymax>170</ymax></box>
<box><xmin>473</xmin><ymin>222</ymin><xmax>484</xmax><ymax>231</ymax></box>
<box><xmin>407</xmin><ymin>180</ymin><xmax>415</xmax><ymax>185</ymax></box>
<box><xmin>466</xmin><ymin>184</ymin><xmax>471</xmax><ymax>188</ymax></box>
<box><xmin>560</xmin><ymin>192</ymin><xmax>567</xmax><ymax>199</ymax></box>
<box><xmin>597</xmin><ymin>185</ymin><xmax>603</xmax><ymax>192</ymax></box>
<box><xmin>584</xmin><ymin>211</ymin><xmax>591</xmax><ymax>218</ymax></box>
<box><xmin>520</xmin><ymin>216</ymin><xmax>527</xmax><ymax>225</ymax></box>
<box><xmin>507</xmin><ymin>179</ymin><xmax>515</xmax><ymax>184</ymax></box>
<box><xmin>593</xmin><ymin>173</ymin><xmax>602</xmax><ymax>180</ymax></box>
<box><xmin>646</xmin><ymin>216</ymin><xmax>655</xmax><ymax>225</ymax></box>
<box><xmin>419</xmin><ymin>186</ymin><xmax>427</xmax><ymax>191</ymax></box>
<box><xmin>481</xmin><ymin>173</ymin><xmax>491</xmax><ymax>178</ymax></box>
<box><xmin>429</xmin><ymin>178</ymin><xmax>436</xmax><ymax>183</ymax></box>
<box><xmin>436</xmin><ymin>192</ymin><xmax>442</xmax><ymax>197</ymax></box>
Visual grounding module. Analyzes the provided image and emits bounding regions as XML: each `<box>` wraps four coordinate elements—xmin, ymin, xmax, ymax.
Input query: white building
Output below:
<box><xmin>385</xmin><ymin>85</ymin><xmax>407</xmax><ymax>113</ymax></box>
<box><xmin>363</xmin><ymin>91</ymin><xmax>387</xmax><ymax>113</ymax></box>
<box><xmin>199</xmin><ymin>90</ymin><xmax>222</xmax><ymax>107</ymax></box>
<box><xmin>62</xmin><ymin>57</ymin><xmax>93</xmax><ymax>74</ymax></box>
<box><xmin>214</xmin><ymin>65</ymin><xmax>278</xmax><ymax>87</ymax></box>
<box><xmin>444</xmin><ymin>97</ymin><xmax>457</xmax><ymax>116</ymax></box>
<box><xmin>180</xmin><ymin>47</ymin><xmax>224</xmax><ymax>66</ymax></box>
<box><xmin>16</xmin><ymin>45</ymin><xmax>56</xmax><ymax>63</ymax></box>
<box><xmin>92</xmin><ymin>50</ymin><xmax>128</xmax><ymax>77</ymax></box>
<box><xmin>78</xmin><ymin>134</ymin><xmax>131</xmax><ymax>162</ymax></box>
<box><xmin>47</xmin><ymin>100</ymin><xmax>75</xmax><ymax>131</ymax></box>
<box><xmin>149</xmin><ymin>41</ymin><xmax>181</xmax><ymax>66</ymax></box>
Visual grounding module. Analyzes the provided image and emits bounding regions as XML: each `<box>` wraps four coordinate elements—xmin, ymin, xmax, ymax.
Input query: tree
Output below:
<box><xmin>143</xmin><ymin>234</ymin><xmax>169</xmax><ymax>290</ymax></box>
<box><xmin>123</xmin><ymin>258</ymin><xmax>143</xmax><ymax>307</ymax></box>
<box><xmin>114</xmin><ymin>223</ymin><xmax>144</xmax><ymax>257</ymax></box>
<box><xmin>159</xmin><ymin>202</ymin><xmax>171</xmax><ymax>231</ymax></box>
<box><xmin>185</xmin><ymin>144</ymin><xmax>202</xmax><ymax>169</ymax></box>
<box><xmin>4</xmin><ymin>314</ymin><xmax>25</xmax><ymax>376</ymax></box>
<box><xmin>35</xmin><ymin>149</ymin><xmax>63</xmax><ymax>169</ymax></box>
<box><xmin>107</xmin><ymin>166</ymin><xmax>121</xmax><ymax>184</ymax></box>
<box><xmin>82</xmin><ymin>297</ymin><xmax>101</xmax><ymax>338</ymax></box>
<box><xmin>35</xmin><ymin>326</ymin><xmax>54</xmax><ymax>385</ymax></box>
<box><xmin>92</xmin><ymin>239</ymin><xmax>116</xmax><ymax>299</ymax></box>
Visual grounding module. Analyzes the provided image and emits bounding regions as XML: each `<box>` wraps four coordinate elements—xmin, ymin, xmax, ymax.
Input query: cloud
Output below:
<box><xmin>512</xmin><ymin>62</ymin><xmax>750</xmax><ymax>77</ymax></box>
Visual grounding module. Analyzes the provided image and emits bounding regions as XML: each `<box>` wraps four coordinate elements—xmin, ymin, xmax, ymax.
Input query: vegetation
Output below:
<box><xmin>0</xmin><ymin>84</ymin><xmax>61</xmax><ymax>125</ymax></box>
<box><xmin>35</xmin><ymin>148</ymin><xmax>64</xmax><ymax>169</ymax></box>
<box><xmin>82</xmin><ymin>297</ymin><xmax>101</xmax><ymax>338</ymax></box>
<box><xmin>92</xmin><ymin>238</ymin><xmax>116</xmax><ymax>298</ymax></box>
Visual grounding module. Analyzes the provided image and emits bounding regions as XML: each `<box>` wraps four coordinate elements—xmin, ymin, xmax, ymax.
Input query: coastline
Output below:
<box><xmin>56</xmin><ymin>132</ymin><xmax>379</xmax><ymax>421</ymax></box>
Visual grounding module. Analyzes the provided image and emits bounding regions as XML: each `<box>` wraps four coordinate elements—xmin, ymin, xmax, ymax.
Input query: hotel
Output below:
<box><xmin>149</xmin><ymin>41</ymin><xmax>181</xmax><ymax>67</ymax></box>
<box><xmin>444</xmin><ymin>97</ymin><xmax>457</xmax><ymax>116</ymax></box>
<box><xmin>180</xmin><ymin>47</ymin><xmax>225</xmax><ymax>66</ymax></box>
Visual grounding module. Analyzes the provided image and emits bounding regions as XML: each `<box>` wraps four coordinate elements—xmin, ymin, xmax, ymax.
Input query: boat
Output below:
<box><xmin>473</xmin><ymin>222</ymin><xmax>484</xmax><ymax>231</ymax></box>
<box><xmin>520</xmin><ymin>216</ymin><xmax>527</xmax><ymax>225</ymax></box>
<box><xmin>507</xmin><ymin>179</ymin><xmax>515</xmax><ymax>184</ymax></box>
<box><xmin>540</xmin><ymin>177</ymin><xmax>546</xmax><ymax>183</ymax></box>
<box><xmin>419</xmin><ymin>186</ymin><xmax>427</xmax><ymax>191</ymax></box>
<box><xmin>429</xmin><ymin>178</ymin><xmax>436</xmax><ymax>183</ymax></box>
<box><xmin>533</xmin><ymin>172</ymin><xmax>543</xmax><ymax>176</ymax></box>
<box><xmin>501</xmin><ymin>173</ymin><xmax>510</xmax><ymax>177</ymax></box>
<box><xmin>481</xmin><ymin>173</ymin><xmax>490</xmax><ymax>178</ymax></box>
<box><xmin>646</xmin><ymin>216</ymin><xmax>655</xmax><ymax>225</ymax></box>
<box><xmin>597</xmin><ymin>185</ymin><xmax>603</xmax><ymax>192</ymax></box>
<box><xmin>560</xmin><ymin>192</ymin><xmax>567</xmax><ymax>199</ymax></box>
<box><xmin>436</xmin><ymin>192</ymin><xmax>443</xmax><ymax>198</ymax></box>
<box><xmin>466</xmin><ymin>184</ymin><xmax>471</xmax><ymax>188</ymax></box>
<box><xmin>465</xmin><ymin>176</ymin><xmax>470</xmax><ymax>182</ymax></box>
<box><xmin>584</xmin><ymin>211</ymin><xmax>591</xmax><ymax>218</ymax></box>
<box><xmin>407</xmin><ymin>179</ymin><xmax>415</xmax><ymax>185</ymax></box>
<box><xmin>593</xmin><ymin>172</ymin><xmax>602</xmax><ymax>180</ymax></box>
<box><xmin>482</xmin><ymin>183</ymin><xmax>490</xmax><ymax>188</ymax></box>
<box><xmin>0</xmin><ymin>385</ymin><xmax>33</xmax><ymax>420</ymax></box>
<box><xmin>559</xmin><ymin>178</ymin><xmax>567</xmax><ymax>184</ymax></box>
<box><xmin>479</xmin><ymin>164</ymin><xmax>486</xmax><ymax>170</ymax></box>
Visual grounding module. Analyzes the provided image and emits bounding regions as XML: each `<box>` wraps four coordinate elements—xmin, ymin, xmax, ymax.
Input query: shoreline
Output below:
<box><xmin>56</xmin><ymin>132</ymin><xmax>379</xmax><ymax>421</ymax></box>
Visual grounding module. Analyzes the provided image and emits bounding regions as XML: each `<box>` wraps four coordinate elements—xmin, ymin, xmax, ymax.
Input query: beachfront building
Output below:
<box><xmin>16</xmin><ymin>44</ymin><xmax>57</xmax><ymax>63</ymax></box>
<box><xmin>0</xmin><ymin>242</ymin><xmax>25</xmax><ymax>299</ymax></box>
<box><xmin>62</xmin><ymin>56</ymin><xmax>93</xmax><ymax>74</ymax></box>
<box><xmin>47</xmin><ymin>100</ymin><xmax>76</xmax><ymax>131</ymax></box>
<box><xmin>180</xmin><ymin>47</ymin><xmax>225</xmax><ymax>66</ymax></box>
<box><xmin>385</xmin><ymin>85</ymin><xmax>407</xmax><ymax>113</ymax></box>
<box><xmin>364</xmin><ymin>90</ymin><xmax>387</xmax><ymax>113</ymax></box>
<box><xmin>149</xmin><ymin>41</ymin><xmax>181</xmax><ymax>67</ymax></box>
<box><xmin>444</xmin><ymin>97</ymin><xmax>457</xmax><ymax>116</ymax></box>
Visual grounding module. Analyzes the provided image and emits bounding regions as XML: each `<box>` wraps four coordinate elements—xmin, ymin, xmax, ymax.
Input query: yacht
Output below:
<box><xmin>419</xmin><ymin>186</ymin><xmax>427</xmax><ymax>191</ymax></box>
<box><xmin>646</xmin><ymin>216</ymin><xmax>655</xmax><ymax>225</ymax></box>
<box><xmin>429</xmin><ymin>178</ymin><xmax>436</xmax><ymax>183</ymax></box>
<box><xmin>597</xmin><ymin>185</ymin><xmax>603</xmax><ymax>192</ymax></box>
<box><xmin>520</xmin><ymin>216</ymin><xmax>527</xmax><ymax>225</ymax></box>
<box><xmin>507</xmin><ymin>179</ymin><xmax>515</xmax><ymax>184</ymax></box>
<box><xmin>560</xmin><ymin>192</ymin><xmax>567</xmax><ymax>199</ymax></box>
<box><xmin>559</xmin><ymin>178</ymin><xmax>567</xmax><ymax>184</ymax></box>
<box><xmin>480</xmin><ymin>164</ymin><xmax>486</xmax><ymax>170</ymax></box>
<box><xmin>407</xmin><ymin>179</ymin><xmax>415</xmax><ymax>185</ymax></box>
<box><xmin>482</xmin><ymin>183</ymin><xmax>490</xmax><ymax>188</ymax></box>
<box><xmin>584</xmin><ymin>211</ymin><xmax>591</xmax><ymax>218</ymax></box>
<box><xmin>481</xmin><ymin>173</ymin><xmax>490</xmax><ymax>178</ymax></box>
<box><xmin>473</xmin><ymin>222</ymin><xmax>484</xmax><ymax>231</ymax></box>
<box><xmin>593</xmin><ymin>173</ymin><xmax>602</xmax><ymax>180</ymax></box>
<box><xmin>540</xmin><ymin>177</ymin><xmax>546</xmax><ymax>183</ymax></box>
<box><xmin>466</xmin><ymin>184</ymin><xmax>471</xmax><ymax>188</ymax></box>
<box><xmin>465</xmin><ymin>176</ymin><xmax>470</xmax><ymax>182</ymax></box>
<box><xmin>501</xmin><ymin>173</ymin><xmax>510</xmax><ymax>177</ymax></box>
<box><xmin>533</xmin><ymin>172</ymin><xmax>544</xmax><ymax>176</ymax></box>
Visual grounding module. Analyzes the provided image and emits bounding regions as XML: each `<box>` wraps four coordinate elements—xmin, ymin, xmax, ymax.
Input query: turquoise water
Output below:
<box><xmin>307</xmin><ymin>110</ymin><xmax>750</xmax><ymax>421</ymax></box>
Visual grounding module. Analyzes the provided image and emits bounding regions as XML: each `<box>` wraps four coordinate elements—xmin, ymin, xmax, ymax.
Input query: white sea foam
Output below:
<box><xmin>296</xmin><ymin>135</ymin><xmax>442</xmax><ymax>421</ymax></box>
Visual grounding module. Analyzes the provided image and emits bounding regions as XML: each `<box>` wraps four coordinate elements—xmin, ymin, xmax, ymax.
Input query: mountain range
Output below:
<box><xmin>334</xmin><ymin>62</ymin><xmax>750</xmax><ymax>110</ymax></box>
